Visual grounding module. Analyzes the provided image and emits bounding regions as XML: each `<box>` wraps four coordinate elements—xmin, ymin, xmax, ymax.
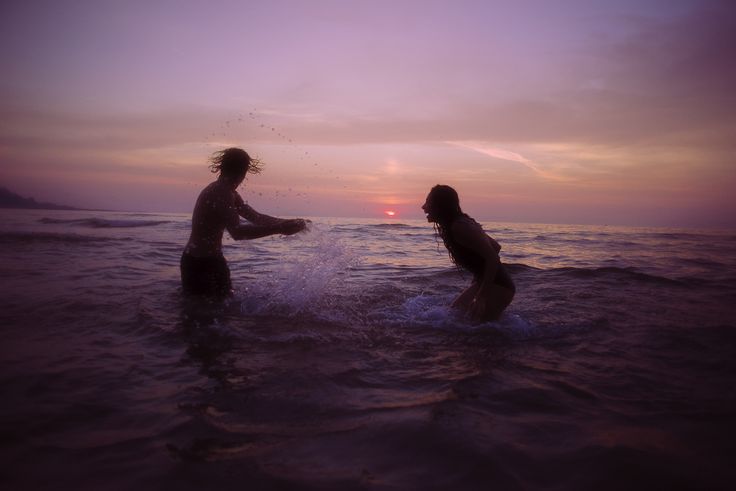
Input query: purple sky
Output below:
<box><xmin>1</xmin><ymin>0</ymin><xmax>734</xmax><ymax>227</ymax></box>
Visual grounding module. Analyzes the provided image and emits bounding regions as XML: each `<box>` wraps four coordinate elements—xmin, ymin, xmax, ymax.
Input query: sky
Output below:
<box><xmin>1</xmin><ymin>0</ymin><xmax>735</xmax><ymax>227</ymax></box>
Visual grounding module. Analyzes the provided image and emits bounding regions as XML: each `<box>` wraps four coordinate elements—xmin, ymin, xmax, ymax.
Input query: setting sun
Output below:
<box><xmin>384</xmin><ymin>210</ymin><xmax>396</xmax><ymax>217</ymax></box>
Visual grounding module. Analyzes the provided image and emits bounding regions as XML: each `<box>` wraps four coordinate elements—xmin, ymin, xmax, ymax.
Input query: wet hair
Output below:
<box><xmin>208</xmin><ymin>147</ymin><xmax>263</xmax><ymax>178</ymax></box>
<box><xmin>426</xmin><ymin>184</ymin><xmax>462</xmax><ymax>225</ymax></box>
<box><xmin>427</xmin><ymin>184</ymin><xmax>484</xmax><ymax>278</ymax></box>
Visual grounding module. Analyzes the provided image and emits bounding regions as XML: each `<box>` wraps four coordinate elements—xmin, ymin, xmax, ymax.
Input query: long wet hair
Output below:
<box><xmin>209</xmin><ymin>147</ymin><xmax>263</xmax><ymax>178</ymax></box>
<box><xmin>427</xmin><ymin>184</ymin><xmax>484</xmax><ymax>278</ymax></box>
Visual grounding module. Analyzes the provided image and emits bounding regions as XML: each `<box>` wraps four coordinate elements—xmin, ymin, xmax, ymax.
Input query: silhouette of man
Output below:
<box><xmin>181</xmin><ymin>147</ymin><xmax>306</xmax><ymax>296</ymax></box>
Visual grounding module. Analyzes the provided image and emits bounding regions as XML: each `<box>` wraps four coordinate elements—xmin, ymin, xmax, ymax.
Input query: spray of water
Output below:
<box><xmin>239</xmin><ymin>225</ymin><xmax>362</xmax><ymax>318</ymax></box>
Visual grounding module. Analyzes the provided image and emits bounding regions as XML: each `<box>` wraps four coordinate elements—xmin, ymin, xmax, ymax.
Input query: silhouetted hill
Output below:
<box><xmin>0</xmin><ymin>187</ymin><xmax>79</xmax><ymax>210</ymax></box>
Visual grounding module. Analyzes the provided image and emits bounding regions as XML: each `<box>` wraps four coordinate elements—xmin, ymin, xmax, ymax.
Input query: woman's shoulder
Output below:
<box><xmin>452</xmin><ymin>215</ymin><xmax>482</xmax><ymax>233</ymax></box>
<box><xmin>450</xmin><ymin>215</ymin><xmax>485</xmax><ymax>242</ymax></box>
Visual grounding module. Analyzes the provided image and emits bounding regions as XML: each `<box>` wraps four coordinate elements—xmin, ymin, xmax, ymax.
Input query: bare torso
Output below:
<box><xmin>184</xmin><ymin>180</ymin><xmax>237</xmax><ymax>257</ymax></box>
<box><xmin>183</xmin><ymin>178</ymin><xmax>307</xmax><ymax>259</ymax></box>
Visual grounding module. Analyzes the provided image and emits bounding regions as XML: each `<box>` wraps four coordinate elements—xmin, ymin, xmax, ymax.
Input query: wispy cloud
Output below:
<box><xmin>445</xmin><ymin>140</ymin><xmax>572</xmax><ymax>182</ymax></box>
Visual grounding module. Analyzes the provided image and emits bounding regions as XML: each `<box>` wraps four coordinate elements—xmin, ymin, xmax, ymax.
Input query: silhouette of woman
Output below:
<box><xmin>422</xmin><ymin>185</ymin><xmax>515</xmax><ymax>320</ymax></box>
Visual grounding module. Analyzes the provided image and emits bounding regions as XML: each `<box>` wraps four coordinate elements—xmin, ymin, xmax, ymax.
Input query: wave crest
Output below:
<box><xmin>39</xmin><ymin>217</ymin><xmax>170</xmax><ymax>228</ymax></box>
<box><xmin>0</xmin><ymin>231</ymin><xmax>122</xmax><ymax>244</ymax></box>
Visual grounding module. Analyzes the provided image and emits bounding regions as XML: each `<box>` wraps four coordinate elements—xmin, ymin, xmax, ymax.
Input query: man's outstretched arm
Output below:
<box><xmin>227</xmin><ymin>221</ymin><xmax>302</xmax><ymax>240</ymax></box>
<box><xmin>234</xmin><ymin>194</ymin><xmax>308</xmax><ymax>232</ymax></box>
<box><xmin>237</xmin><ymin>200</ymin><xmax>284</xmax><ymax>226</ymax></box>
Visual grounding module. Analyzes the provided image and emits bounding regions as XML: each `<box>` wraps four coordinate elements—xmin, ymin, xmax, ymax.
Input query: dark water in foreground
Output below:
<box><xmin>1</xmin><ymin>209</ymin><xmax>735</xmax><ymax>490</ymax></box>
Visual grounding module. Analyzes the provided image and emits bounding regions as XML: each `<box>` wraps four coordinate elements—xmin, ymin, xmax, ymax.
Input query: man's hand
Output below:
<box><xmin>279</xmin><ymin>219</ymin><xmax>308</xmax><ymax>235</ymax></box>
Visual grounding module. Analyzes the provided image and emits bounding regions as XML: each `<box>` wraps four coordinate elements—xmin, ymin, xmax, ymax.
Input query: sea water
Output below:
<box><xmin>1</xmin><ymin>208</ymin><xmax>735</xmax><ymax>490</ymax></box>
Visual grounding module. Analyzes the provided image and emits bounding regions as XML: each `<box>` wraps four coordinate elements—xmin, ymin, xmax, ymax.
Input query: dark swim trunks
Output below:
<box><xmin>180</xmin><ymin>253</ymin><xmax>232</xmax><ymax>296</ymax></box>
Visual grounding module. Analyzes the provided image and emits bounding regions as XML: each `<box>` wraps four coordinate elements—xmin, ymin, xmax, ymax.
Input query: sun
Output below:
<box><xmin>384</xmin><ymin>210</ymin><xmax>396</xmax><ymax>217</ymax></box>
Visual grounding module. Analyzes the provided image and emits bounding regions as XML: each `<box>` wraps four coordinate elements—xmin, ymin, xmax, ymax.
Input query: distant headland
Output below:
<box><xmin>0</xmin><ymin>187</ymin><xmax>79</xmax><ymax>210</ymax></box>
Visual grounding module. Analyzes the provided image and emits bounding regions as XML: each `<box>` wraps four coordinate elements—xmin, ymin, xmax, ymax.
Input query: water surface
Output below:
<box><xmin>1</xmin><ymin>209</ymin><xmax>735</xmax><ymax>490</ymax></box>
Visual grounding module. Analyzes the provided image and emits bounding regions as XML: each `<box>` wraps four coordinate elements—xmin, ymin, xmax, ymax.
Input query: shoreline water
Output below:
<box><xmin>1</xmin><ymin>208</ymin><xmax>735</xmax><ymax>490</ymax></box>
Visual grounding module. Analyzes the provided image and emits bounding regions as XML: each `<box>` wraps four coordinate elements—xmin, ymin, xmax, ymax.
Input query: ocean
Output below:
<box><xmin>1</xmin><ymin>208</ymin><xmax>735</xmax><ymax>490</ymax></box>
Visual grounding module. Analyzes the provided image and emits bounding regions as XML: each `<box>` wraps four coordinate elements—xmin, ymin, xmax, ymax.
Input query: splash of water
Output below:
<box><xmin>240</xmin><ymin>226</ymin><xmax>362</xmax><ymax>317</ymax></box>
<box><xmin>367</xmin><ymin>292</ymin><xmax>537</xmax><ymax>336</ymax></box>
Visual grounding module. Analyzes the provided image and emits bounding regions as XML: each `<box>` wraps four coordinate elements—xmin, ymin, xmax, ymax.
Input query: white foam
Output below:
<box><xmin>234</xmin><ymin>225</ymin><xmax>540</xmax><ymax>336</ymax></box>
<box><xmin>491</xmin><ymin>313</ymin><xmax>538</xmax><ymax>339</ymax></box>
<box><xmin>365</xmin><ymin>293</ymin><xmax>464</xmax><ymax>330</ymax></box>
<box><xmin>365</xmin><ymin>292</ymin><xmax>541</xmax><ymax>338</ymax></box>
